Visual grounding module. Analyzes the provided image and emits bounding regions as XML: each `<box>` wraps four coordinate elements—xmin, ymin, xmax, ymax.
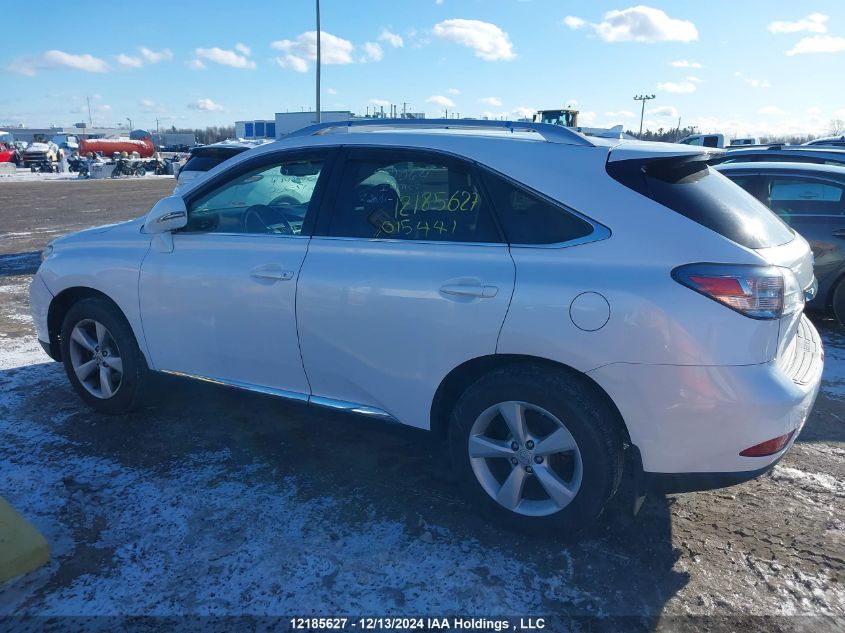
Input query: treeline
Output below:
<box><xmin>628</xmin><ymin>126</ymin><xmax>834</xmax><ymax>145</ymax></box>
<box><xmin>167</xmin><ymin>125</ymin><xmax>236</xmax><ymax>144</ymax></box>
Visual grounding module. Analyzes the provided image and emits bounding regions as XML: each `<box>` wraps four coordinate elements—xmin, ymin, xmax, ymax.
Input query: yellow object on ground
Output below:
<box><xmin>0</xmin><ymin>497</ymin><xmax>49</xmax><ymax>584</ymax></box>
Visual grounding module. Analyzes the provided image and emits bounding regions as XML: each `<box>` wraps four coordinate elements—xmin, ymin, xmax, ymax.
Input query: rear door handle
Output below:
<box><xmin>250</xmin><ymin>264</ymin><xmax>294</xmax><ymax>281</ymax></box>
<box><xmin>439</xmin><ymin>284</ymin><xmax>498</xmax><ymax>298</ymax></box>
<box><xmin>832</xmin><ymin>229</ymin><xmax>845</xmax><ymax>239</ymax></box>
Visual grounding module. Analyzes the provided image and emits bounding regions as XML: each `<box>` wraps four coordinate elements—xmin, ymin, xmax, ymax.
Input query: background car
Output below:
<box><xmin>803</xmin><ymin>135</ymin><xmax>845</xmax><ymax>149</ymax></box>
<box><xmin>173</xmin><ymin>142</ymin><xmax>251</xmax><ymax>192</ymax></box>
<box><xmin>716</xmin><ymin>161</ymin><xmax>845</xmax><ymax>323</ymax></box>
<box><xmin>711</xmin><ymin>145</ymin><xmax>845</xmax><ymax>167</ymax></box>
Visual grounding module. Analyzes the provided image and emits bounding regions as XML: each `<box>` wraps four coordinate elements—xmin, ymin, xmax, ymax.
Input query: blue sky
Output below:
<box><xmin>2</xmin><ymin>1</ymin><xmax>844</xmax><ymax>136</ymax></box>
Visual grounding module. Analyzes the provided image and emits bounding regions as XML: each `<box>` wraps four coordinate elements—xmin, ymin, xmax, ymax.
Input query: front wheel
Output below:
<box><xmin>135</xmin><ymin>166</ymin><xmax>146</xmax><ymax>177</ymax></box>
<box><xmin>448</xmin><ymin>365</ymin><xmax>624</xmax><ymax>535</ymax></box>
<box><xmin>60</xmin><ymin>297</ymin><xmax>148</xmax><ymax>414</ymax></box>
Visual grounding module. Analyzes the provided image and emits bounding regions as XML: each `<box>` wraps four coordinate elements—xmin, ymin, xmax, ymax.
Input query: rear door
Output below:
<box><xmin>296</xmin><ymin>146</ymin><xmax>515</xmax><ymax>428</ymax></box>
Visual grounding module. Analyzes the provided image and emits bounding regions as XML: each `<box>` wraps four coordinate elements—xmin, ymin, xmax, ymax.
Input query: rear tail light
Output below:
<box><xmin>739</xmin><ymin>430</ymin><xmax>795</xmax><ymax>457</ymax></box>
<box><xmin>672</xmin><ymin>263</ymin><xmax>803</xmax><ymax>319</ymax></box>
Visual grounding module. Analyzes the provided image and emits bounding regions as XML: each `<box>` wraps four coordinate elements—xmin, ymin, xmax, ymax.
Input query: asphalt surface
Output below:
<box><xmin>0</xmin><ymin>177</ymin><xmax>843</xmax><ymax>632</ymax></box>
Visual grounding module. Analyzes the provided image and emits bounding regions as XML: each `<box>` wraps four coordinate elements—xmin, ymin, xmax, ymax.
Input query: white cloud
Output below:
<box><xmin>579</xmin><ymin>111</ymin><xmax>597</xmax><ymax>125</ymax></box>
<box><xmin>658</xmin><ymin>81</ymin><xmax>696</xmax><ymax>93</ymax></box>
<box><xmin>670</xmin><ymin>59</ymin><xmax>702</xmax><ymax>68</ymax></box>
<box><xmin>479</xmin><ymin>96</ymin><xmax>502</xmax><ymax>107</ymax></box>
<box><xmin>567</xmin><ymin>6</ymin><xmax>698</xmax><ymax>43</ymax></box>
<box><xmin>326</xmin><ymin>87</ymin><xmax>337</xmax><ymax>95</ymax></box>
<box><xmin>186</xmin><ymin>59</ymin><xmax>206</xmax><ymax>70</ymax></box>
<box><xmin>512</xmin><ymin>106</ymin><xmax>535</xmax><ymax>119</ymax></box>
<box><xmin>734</xmin><ymin>72</ymin><xmax>771</xmax><ymax>88</ymax></box>
<box><xmin>758</xmin><ymin>106</ymin><xmax>786</xmax><ymax>115</ymax></box>
<box><xmin>360</xmin><ymin>41</ymin><xmax>383</xmax><ymax>62</ymax></box>
<box><xmin>447</xmin><ymin>88</ymin><xmax>460</xmax><ymax>95</ymax></box>
<box><xmin>26</xmin><ymin>50</ymin><xmax>109</xmax><ymax>76</ymax></box>
<box><xmin>786</xmin><ymin>35</ymin><xmax>845</xmax><ymax>55</ymax></box>
<box><xmin>140</xmin><ymin>47</ymin><xmax>173</xmax><ymax>64</ymax></box>
<box><xmin>427</xmin><ymin>95</ymin><xmax>455</xmax><ymax>108</ymax></box>
<box><xmin>234</xmin><ymin>43</ymin><xmax>251</xmax><ymax>55</ymax></box>
<box><xmin>195</xmin><ymin>46</ymin><xmax>256</xmax><ymax>69</ymax></box>
<box><xmin>188</xmin><ymin>98</ymin><xmax>224</xmax><ymax>112</ymax></box>
<box><xmin>433</xmin><ymin>19</ymin><xmax>515</xmax><ymax>61</ymax></box>
<box><xmin>139</xmin><ymin>99</ymin><xmax>165</xmax><ymax>113</ymax></box>
<box><xmin>563</xmin><ymin>16</ymin><xmax>586</xmax><ymax>30</ymax></box>
<box><xmin>370</xmin><ymin>99</ymin><xmax>391</xmax><ymax>108</ymax></box>
<box><xmin>648</xmin><ymin>105</ymin><xmax>680</xmax><ymax>118</ymax></box>
<box><xmin>605</xmin><ymin>110</ymin><xmax>636</xmax><ymax>118</ymax></box>
<box><xmin>379</xmin><ymin>29</ymin><xmax>404</xmax><ymax>48</ymax></box>
<box><xmin>116</xmin><ymin>54</ymin><xmax>142</xmax><ymax>68</ymax></box>
<box><xmin>768</xmin><ymin>13</ymin><xmax>828</xmax><ymax>34</ymax></box>
<box><xmin>686</xmin><ymin>75</ymin><xmax>703</xmax><ymax>83</ymax></box>
<box><xmin>275</xmin><ymin>55</ymin><xmax>308</xmax><ymax>72</ymax></box>
<box><xmin>272</xmin><ymin>32</ymin><xmax>355</xmax><ymax>70</ymax></box>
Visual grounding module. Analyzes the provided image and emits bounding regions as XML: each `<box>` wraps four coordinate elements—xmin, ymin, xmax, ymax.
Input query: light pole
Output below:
<box><xmin>315</xmin><ymin>0</ymin><xmax>321</xmax><ymax>123</ymax></box>
<box><xmin>126</xmin><ymin>117</ymin><xmax>133</xmax><ymax>132</ymax></box>
<box><xmin>633</xmin><ymin>94</ymin><xmax>655</xmax><ymax>138</ymax></box>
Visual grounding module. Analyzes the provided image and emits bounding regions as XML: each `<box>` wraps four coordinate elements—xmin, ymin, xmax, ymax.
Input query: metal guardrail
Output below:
<box><xmin>284</xmin><ymin>118</ymin><xmax>595</xmax><ymax>146</ymax></box>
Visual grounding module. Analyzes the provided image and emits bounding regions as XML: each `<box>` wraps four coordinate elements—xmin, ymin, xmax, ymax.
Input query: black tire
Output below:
<box><xmin>60</xmin><ymin>297</ymin><xmax>148</xmax><ymax>415</ymax></box>
<box><xmin>448</xmin><ymin>364</ymin><xmax>624</xmax><ymax>535</ymax></box>
<box><xmin>833</xmin><ymin>279</ymin><xmax>845</xmax><ymax>327</ymax></box>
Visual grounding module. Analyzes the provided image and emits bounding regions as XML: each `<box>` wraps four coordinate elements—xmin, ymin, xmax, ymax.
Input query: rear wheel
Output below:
<box><xmin>833</xmin><ymin>279</ymin><xmax>845</xmax><ymax>327</ymax></box>
<box><xmin>60</xmin><ymin>298</ymin><xmax>148</xmax><ymax>414</ymax></box>
<box><xmin>448</xmin><ymin>365</ymin><xmax>624</xmax><ymax>535</ymax></box>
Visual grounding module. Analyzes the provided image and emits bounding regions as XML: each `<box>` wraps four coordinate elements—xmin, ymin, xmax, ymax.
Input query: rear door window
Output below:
<box><xmin>182</xmin><ymin>149</ymin><xmax>244</xmax><ymax>172</ymax></box>
<box><xmin>765</xmin><ymin>177</ymin><xmax>845</xmax><ymax>216</ymax></box>
<box><xmin>326</xmin><ymin>149</ymin><xmax>502</xmax><ymax>243</ymax></box>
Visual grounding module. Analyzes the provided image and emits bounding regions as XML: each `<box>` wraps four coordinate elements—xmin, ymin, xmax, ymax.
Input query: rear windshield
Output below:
<box><xmin>608</xmin><ymin>156</ymin><xmax>794</xmax><ymax>249</ymax></box>
<box><xmin>182</xmin><ymin>148</ymin><xmax>244</xmax><ymax>172</ymax></box>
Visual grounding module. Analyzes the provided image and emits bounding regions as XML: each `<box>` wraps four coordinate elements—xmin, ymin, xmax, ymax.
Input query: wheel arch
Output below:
<box><xmin>47</xmin><ymin>287</ymin><xmax>136</xmax><ymax>362</ymax></box>
<box><xmin>429</xmin><ymin>354</ymin><xmax>632</xmax><ymax>446</ymax></box>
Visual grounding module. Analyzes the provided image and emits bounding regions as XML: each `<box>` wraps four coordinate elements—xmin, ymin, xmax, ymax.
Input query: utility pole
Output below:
<box><xmin>86</xmin><ymin>95</ymin><xmax>93</xmax><ymax>127</ymax></box>
<box><xmin>402</xmin><ymin>102</ymin><xmax>408</xmax><ymax>118</ymax></box>
<box><xmin>315</xmin><ymin>0</ymin><xmax>321</xmax><ymax>123</ymax></box>
<box><xmin>633</xmin><ymin>94</ymin><xmax>655</xmax><ymax>138</ymax></box>
<box><xmin>126</xmin><ymin>117</ymin><xmax>132</xmax><ymax>131</ymax></box>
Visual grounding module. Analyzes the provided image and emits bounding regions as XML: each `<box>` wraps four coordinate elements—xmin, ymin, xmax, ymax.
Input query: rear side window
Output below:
<box><xmin>608</xmin><ymin>157</ymin><xmax>794</xmax><ymax>249</ymax></box>
<box><xmin>328</xmin><ymin>151</ymin><xmax>501</xmax><ymax>243</ymax></box>
<box><xmin>482</xmin><ymin>172</ymin><xmax>593</xmax><ymax>244</ymax></box>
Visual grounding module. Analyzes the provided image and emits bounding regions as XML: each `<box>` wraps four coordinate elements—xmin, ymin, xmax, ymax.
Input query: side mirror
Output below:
<box><xmin>144</xmin><ymin>195</ymin><xmax>188</xmax><ymax>234</ymax></box>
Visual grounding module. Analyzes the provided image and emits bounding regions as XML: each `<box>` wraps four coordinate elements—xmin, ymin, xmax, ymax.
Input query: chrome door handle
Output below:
<box><xmin>250</xmin><ymin>265</ymin><xmax>294</xmax><ymax>281</ymax></box>
<box><xmin>439</xmin><ymin>284</ymin><xmax>498</xmax><ymax>298</ymax></box>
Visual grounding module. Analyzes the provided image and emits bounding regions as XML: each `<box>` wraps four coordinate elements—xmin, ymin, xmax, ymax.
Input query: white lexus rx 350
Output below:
<box><xmin>30</xmin><ymin>119</ymin><xmax>823</xmax><ymax>532</ymax></box>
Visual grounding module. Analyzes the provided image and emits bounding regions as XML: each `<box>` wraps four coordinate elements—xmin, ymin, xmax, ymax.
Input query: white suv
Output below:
<box><xmin>30</xmin><ymin>119</ymin><xmax>823</xmax><ymax>532</ymax></box>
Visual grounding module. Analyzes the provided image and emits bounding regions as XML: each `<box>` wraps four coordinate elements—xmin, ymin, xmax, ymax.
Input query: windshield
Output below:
<box><xmin>0</xmin><ymin>132</ymin><xmax>14</xmax><ymax>146</ymax></box>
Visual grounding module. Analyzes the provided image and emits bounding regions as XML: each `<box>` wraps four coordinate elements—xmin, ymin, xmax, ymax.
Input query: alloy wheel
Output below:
<box><xmin>468</xmin><ymin>400</ymin><xmax>583</xmax><ymax>516</ymax></box>
<box><xmin>68</xmin><ymin>319</ymin><xmax>123</xmax><ymax>399</ymax></box>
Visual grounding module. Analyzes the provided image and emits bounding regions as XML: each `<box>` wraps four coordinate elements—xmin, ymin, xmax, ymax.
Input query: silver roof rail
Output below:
<box><xmin>284</xmin><ymin>118</ymin><xmax>595</xmax><ymax>147</ymax></box>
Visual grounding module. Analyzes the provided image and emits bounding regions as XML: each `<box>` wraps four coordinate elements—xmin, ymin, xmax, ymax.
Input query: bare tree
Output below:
<box><xmin>830</xmin><ymin>119</ymin><xmax>845</xmax><ymax>136</ymax></box>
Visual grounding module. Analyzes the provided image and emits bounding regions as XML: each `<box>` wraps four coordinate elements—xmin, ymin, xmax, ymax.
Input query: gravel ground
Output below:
<box><xmin>0</xmin><ymin>179</ymin><xmax>843</xmax><ymax>632</ymax></box>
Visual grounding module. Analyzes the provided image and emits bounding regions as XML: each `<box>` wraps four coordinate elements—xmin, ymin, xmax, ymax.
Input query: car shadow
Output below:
<box><xmin>1</xmin><ymin>363</ymin><xmax>688</xmax><ymax>620</ymax></box>
<box><xmin>0</xmin><ymin>251</ymin><xmax>40</xmax><ymax>277</ymax></box>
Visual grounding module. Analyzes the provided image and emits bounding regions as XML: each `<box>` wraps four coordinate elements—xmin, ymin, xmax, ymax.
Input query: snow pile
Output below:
<box><xmin>770</xmin><ymin>465</ymin><xmax>845</xmax><ymax>496</ymax></box>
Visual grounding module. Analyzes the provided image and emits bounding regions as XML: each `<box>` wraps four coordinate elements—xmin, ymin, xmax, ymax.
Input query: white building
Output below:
<box><xmin>236</xmin><ymin>111</ymin><xmax>354</xmax><ymax>140</ymax></box>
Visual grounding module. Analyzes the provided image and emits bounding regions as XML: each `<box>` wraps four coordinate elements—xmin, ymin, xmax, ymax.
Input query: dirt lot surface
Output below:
<box><xmin>0</xmin><ymin>178</ymin><xmax>843</xmax><ymax>632</ymax></box>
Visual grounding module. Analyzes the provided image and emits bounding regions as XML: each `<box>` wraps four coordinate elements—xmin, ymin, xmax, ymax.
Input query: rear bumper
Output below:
<box><xmin>643</xmin><ymin>453</ymin><xmax>785</xmax><ymax>494</ymax></box>
<box><xmin>588</xmin><ymin>315</ymin><xmax>823</xmax><ymax>478</ymax></box>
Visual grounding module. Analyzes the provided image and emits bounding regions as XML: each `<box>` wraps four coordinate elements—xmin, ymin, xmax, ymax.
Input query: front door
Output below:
<box><xmin>296</xmin><ymin>147</ymin><xmax>515</xmax><ymax>428</ymax></box>
<box><xmin>139</xmin><ymin>150</ymin><xmax>333</xmax><ymax>397</ymax></box>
